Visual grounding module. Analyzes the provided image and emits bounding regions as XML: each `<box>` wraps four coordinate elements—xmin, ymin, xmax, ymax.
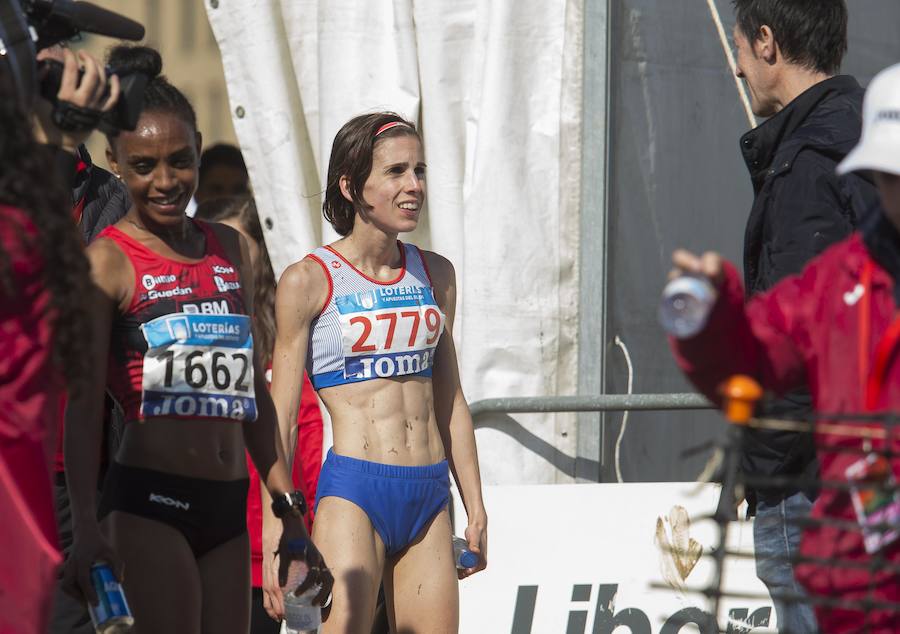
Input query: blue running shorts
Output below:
<box><xmin>315</xmin><ymin>449</ymin><xmax>450</xmax><ymax>556</ymax></box>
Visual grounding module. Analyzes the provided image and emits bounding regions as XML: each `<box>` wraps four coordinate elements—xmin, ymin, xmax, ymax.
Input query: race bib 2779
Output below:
<box><xmin>336</xmin><ymin>286</ymin><xmax>445</xmax><ymax>381</ymax></box>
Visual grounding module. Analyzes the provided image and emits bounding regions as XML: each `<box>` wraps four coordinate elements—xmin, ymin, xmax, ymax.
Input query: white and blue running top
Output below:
<box><xmin>305</xmin><ymin>242</ymin><xmax>445</xmax><ymax>390</ymax></box>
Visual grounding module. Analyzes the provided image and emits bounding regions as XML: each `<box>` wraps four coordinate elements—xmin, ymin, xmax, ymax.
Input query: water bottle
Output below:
<box><xmin>659</xmin><ymin>274</ymin><xmax>717</xmax><ymax>339</ymax></box>
<box><xmin>281</xmin><ymin>560</ymin><xmax>321</xmax><ymax>633</ymax></box>
<box><xmin>452</xmin><ymin>536</ymin><xmax>479</xmax><ymax>569</ymax></box>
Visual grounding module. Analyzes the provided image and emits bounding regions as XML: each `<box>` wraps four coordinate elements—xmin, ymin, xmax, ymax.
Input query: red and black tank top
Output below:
<box><xmin>100</xmin><ymin>221</ymin><xmax>257</xmax><ymax>423</ymax></box>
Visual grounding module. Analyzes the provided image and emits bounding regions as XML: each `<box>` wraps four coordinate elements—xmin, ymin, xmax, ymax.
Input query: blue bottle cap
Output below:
<box><xmin>458</xmin><ymin>550</ymin><xmax>478</xmax><ymax>569</ymax></box>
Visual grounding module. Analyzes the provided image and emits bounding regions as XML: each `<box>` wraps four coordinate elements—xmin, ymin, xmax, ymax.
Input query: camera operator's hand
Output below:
<box><xmin>33</xmin><ymin>47</ymin><xmax>120</xmax><ymax>153</ymax></box>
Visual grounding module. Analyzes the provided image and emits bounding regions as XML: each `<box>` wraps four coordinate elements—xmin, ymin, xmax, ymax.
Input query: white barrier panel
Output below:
<box><xmin>454</xmin><ymin>483</ymin><xmax>775</xmax><ymax>633</ymax></box>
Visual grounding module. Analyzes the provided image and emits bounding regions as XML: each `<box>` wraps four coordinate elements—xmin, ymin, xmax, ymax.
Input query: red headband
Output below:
<box><xmin>375</xmin><ymin>121</ymin><xmax>410</xmax><ymax>137</ymax></box>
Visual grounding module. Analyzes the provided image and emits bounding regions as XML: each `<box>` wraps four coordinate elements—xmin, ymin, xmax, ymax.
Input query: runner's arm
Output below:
<box><xmin>264</xmin><ymin>257</ymin><xmax>330</xmax><ymax>617</ymax></box>
<box><xmin>62</xmin><ymin>238</ymin><xmax>129</xmax><ymax>601</ymax></box>
<box><xmin>427</xmin><ymin>252</ymin><xmax>488</xmax><ymax>578</ymax></box>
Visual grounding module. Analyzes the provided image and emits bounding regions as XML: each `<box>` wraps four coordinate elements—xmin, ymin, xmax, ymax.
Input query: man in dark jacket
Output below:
<box><xmin>731</xmin><ymin>1</ymin><xmax>879</xmax><ymax>631</ymax></box>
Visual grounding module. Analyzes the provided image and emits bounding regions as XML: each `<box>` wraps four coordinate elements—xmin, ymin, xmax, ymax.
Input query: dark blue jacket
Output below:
<box><xmin>738</xmin><ymin>75</ymin><xmax>880</xmax><ymax>500</ymax></box>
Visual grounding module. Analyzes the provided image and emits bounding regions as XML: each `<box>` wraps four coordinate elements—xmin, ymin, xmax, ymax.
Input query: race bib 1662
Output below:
<box><xmin>140</xmin><ymin>313</ymin><xmax>257</xmax><ymax>422</ymax></box>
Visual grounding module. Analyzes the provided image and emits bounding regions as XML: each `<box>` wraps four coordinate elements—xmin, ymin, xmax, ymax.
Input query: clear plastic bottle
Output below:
<box><xmin>452</xmin><ymin>536</ymin><xmax>478</xmax><ymax>569</ymax></box>
<box><xmin>281</xmin><ymin>560</ymin><xmax>321</xmax><ymax>634</ymax></box>
<box><xmin>659</xmin><ymin>274</ymin><xmax>717</xmax><ymax>339</ymax></box>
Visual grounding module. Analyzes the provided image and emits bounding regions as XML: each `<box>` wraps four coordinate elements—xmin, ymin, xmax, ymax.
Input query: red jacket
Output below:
<box><xmin>672</xmin><ymin>233</ymin><xmax>900</xmax><ymax>633</ymax></box>
<box><xmin>0</xmin><ymin>206</ymin><xmax>63</xmax><ymax>634</ymax></box>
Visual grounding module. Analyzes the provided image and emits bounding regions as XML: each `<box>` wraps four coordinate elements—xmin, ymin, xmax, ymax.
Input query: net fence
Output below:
<box><xmin>657</xmin><ymin>407</ymin><xmax>900</xmax><ymax>633</ymax></box>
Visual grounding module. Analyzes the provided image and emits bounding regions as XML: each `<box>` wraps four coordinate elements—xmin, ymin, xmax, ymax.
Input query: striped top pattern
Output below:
<box><xmin>305</xmin><ymin>242</ymin><xmax>445</xmax><ymax>390</ymax></box>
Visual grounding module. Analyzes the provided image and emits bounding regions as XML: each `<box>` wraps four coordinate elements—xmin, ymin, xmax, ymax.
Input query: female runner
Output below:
<box><xmin>264</xmin><ymin>112</ymin><xmax>487</xmax><ymax>633</ymax></box>
<box><xmin>62</xmin><ymin>47</ymin><xmax>332</xmax><ymax>633</ymax></box>
<box><xmin>195</xmin><ymin>196</ymin><xmax>325</xmax><ymax>633</ymax></box>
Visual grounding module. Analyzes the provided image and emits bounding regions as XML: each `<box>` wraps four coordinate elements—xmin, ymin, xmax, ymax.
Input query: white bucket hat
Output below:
<box><xmin>838</xmin><ymin>62</ymin><xmax>900</xmax><ymax>177</ymax></box>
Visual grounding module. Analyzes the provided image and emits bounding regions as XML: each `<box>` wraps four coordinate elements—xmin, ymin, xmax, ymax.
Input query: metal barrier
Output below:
<box><xmin>468</xmin><ymin>392</ymin><xmax>713</xmax><ymax>416</ymax></box>
<box><xmin>467</xmin><ymin>393</ymin><xmax>900</xmax><ymax>632</ymax></box>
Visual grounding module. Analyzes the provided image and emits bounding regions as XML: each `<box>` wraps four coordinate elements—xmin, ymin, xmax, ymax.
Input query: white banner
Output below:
<box><xmin>454</xmin><ymin>483</ymin><xmax>775</xmax><ymax>634</ymax></box>
<box><xmin>206</xmin><ymin>0</ymin><xmax>583</xmax><ymax>485</ymax></box>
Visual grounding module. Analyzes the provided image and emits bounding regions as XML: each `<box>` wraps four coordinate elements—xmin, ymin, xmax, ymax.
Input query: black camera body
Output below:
<box><xmin>0</xmin><ymin>0</ymin><xmax>145</xmax><ymax>130</ymax></box>
<box><xmin>37</xmin><ymin>58</ymin><xmax>149</xmax><ymax>132</ymax></box>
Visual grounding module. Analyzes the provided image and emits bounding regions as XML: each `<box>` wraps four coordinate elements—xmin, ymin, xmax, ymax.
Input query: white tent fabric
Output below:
<box><xmin>206</xmin><ymin>0</ymin><xmax>584</xmax><ymax>484</ymax></box>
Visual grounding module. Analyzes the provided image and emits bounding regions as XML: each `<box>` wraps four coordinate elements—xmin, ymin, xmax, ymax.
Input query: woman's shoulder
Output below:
<box><xmin>85</xmin><ymin>227</ymin><xmax>130</xmax><ymax>265</ymax></box>
<box><xmin>277</xmin><ymin>255</ymin><xmax>332</xmax><ymax>319</ymax></box>
<box><xmin>83</xmin><ymin>228</ymin><xmax>135</xmax><ymax>305</ymax></box>
<box><xmin>280</xmin><ymin>254</ymin><xmax>331</xmax><ymax>290</ymax></box>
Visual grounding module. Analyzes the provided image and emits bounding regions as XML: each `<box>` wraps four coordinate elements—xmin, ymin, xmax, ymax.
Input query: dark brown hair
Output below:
<box><xmin>323</xmin><ymin>112</ymin><xmax>420</xmax><ymax>236</ymax></box>
<box><xmin>194</xmin><ymin>196</ymin><xmax>277</xmax><ymax>367</ymax></box>
<box><xmin>0</xmin><ymin>70</ymin><xmax>91</xmax><ymax>392</ymax></box>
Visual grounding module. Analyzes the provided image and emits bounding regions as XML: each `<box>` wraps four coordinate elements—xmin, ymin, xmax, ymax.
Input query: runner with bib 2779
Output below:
<box><xmin>263</xmin><ymin>112</ymin><xmax>487</xmax><ymax>634</ymax></box>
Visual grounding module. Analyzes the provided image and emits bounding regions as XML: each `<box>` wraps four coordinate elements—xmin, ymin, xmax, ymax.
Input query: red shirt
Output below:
<box><xmin>0</xmin><ymin>205</ymin><xmax>63</xmax><ymax>633</ymax></box>
<box><xmin>98</xmin><ymin>223</ymin><xmax>248</xmax><ymax>423</ymax></box>
<box><xmin>672</xmin><ymin>234</ymin><xmax>900</xmax><ymax>633</ymax></box>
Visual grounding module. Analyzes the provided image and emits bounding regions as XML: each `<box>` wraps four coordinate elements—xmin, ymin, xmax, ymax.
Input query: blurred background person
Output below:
<box><xmin>195</xmin><ymin>195</ymin><xmax>324</xmax><ymax>634</ymax></box>
<box><xmin>0</xmin><ymin>2</ymin><xmax>132</xmax><ymax>630</ymax></box>
<box><xmin>195</xmin><ymin>143</ymin><xmax>250</xmax><ymax>204</ymax></box>
<box><xmin>0</xmin><ymin>66</ymin><xmax>92</xmax><ymax>634</ymax></box>
<box><xmin>0</xmin><ymin>47</ymin><xmax>113</xmax><ymax>634</ymax></box>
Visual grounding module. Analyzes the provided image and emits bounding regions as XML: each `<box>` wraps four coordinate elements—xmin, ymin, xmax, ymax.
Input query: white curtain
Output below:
<box><xmin>207</xmin><ymin>0</ymin><xmax>584</xmax><ymax>484</ymax></box>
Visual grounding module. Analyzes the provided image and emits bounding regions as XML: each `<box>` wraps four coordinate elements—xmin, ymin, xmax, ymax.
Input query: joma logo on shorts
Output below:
<box><xmin>149</xmin><ymin>493</ymin><xmax>190</xmax><ymax>511</ymax></box>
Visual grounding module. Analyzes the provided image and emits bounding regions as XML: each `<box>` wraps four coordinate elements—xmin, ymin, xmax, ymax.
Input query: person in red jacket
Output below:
<box><xmin>1</xmin><ymin>36</ymin><xmax>117</xmax><ymax>634</ymax></box>
<box><xmin>195</xmin><ymin>196</ymin><xmax>325</xmax><ymax>634</ymax></box>
<box><xmin>669</xmin><ymin>62</ymin><xmax>900</xmax><ymax>633</ymax></box>
<box><xmin>0</xmin><ymin>103</ymin><xmax>91</xmax><ymax>634</ymax></box>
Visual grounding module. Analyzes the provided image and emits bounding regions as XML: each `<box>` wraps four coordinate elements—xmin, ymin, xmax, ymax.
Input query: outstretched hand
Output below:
<box><xmin>670</xmin><ymin>249</ymin><xmax>725</xmax><ymax>287</ymax></box>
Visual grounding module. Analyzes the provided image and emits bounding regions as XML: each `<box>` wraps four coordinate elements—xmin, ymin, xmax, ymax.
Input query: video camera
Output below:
<box><xmin>0</xmin><ymin>0</ymin><xmax>146</xmax><ymax>131</ymax></box>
